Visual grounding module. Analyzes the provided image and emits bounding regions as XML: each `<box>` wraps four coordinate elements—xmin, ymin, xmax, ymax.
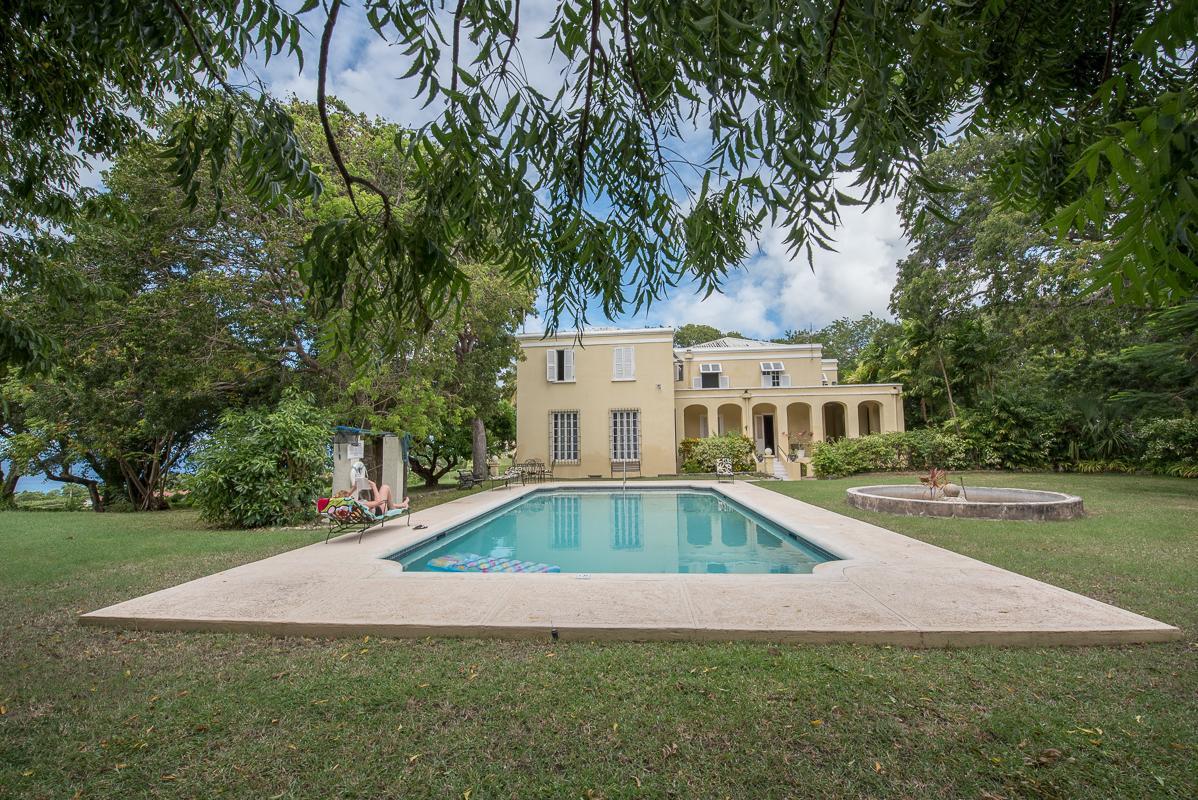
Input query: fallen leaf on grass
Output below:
<box><xmin>810</xmin><ymin>720</ymin><xmax>823</xmax><ymax>726</ymax></box>
<box><xmin>408</xmin><ymin>753</ymin><xmax>423</xmax><ymax>763</ymax></box>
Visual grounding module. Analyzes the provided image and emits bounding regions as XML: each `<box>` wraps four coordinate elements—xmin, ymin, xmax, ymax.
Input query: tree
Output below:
<box><xmin>191</xmin><ymin>391</ymin><xmax>331</xmax><ymax>528</ymax></box>
<box><xmin>673</xmin><ymin>324</ymin><xmax>723</xmax><ymax>348</ymax></box>
<box><xmin>858</xmin><ymin>134</ymin><xmax>1195</xmax><ymax>453</ymax></box>
<box><xmin>776</xmin><ymin>314</ymin><xmax>887</xmax><ymax>375</ymax></box>
<box><xmin>5</xmin><ymin>1</ymin><xmax>1195</xmax><ymax>370</ymax></box>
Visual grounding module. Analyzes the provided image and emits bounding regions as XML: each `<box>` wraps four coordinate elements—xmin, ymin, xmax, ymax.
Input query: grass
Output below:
<box><xmin>1</xmin><ymin>473</ymin><xmax>1195</xmax><ymax>799</ymax></box>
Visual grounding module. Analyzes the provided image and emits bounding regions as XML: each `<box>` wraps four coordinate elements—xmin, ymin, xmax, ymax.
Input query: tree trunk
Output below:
<box><xmin>471</xmin><ymin>416</ymin><xmax>487</xmax><ymax>479</ymax></box>
<box><xmin>39</xmin><ymin>464</ymin><xmax>105</xmax><ymax>512</ymax></box>
<box><xmin>408</xmin><ymin>447</ymin><xmax>459</xmax><ymax>487</ymax></box>
<box><xmin>1</xmin><ymin>464</ymin><xmax>19</xmax><ymax>507</ymax></box>
<box><xmin>935</xmin><ymin>343</ymin><xmax>962</xmax><ymax>435</ymax></box>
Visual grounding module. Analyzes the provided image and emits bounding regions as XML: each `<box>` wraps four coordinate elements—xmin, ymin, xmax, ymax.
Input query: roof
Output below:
<box><xmin>516</xmin><ymin>326</ymin><xmax>674</xmax><ymax>341</ymax></box>
<box><xmin>687</xmin><ymin>337</ymin><xmax>820</xmax><ymax>352</ymax></box>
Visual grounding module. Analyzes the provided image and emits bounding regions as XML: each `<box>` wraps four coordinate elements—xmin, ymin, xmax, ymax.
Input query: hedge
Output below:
<box><xmin>679</xmin><ymin>434</ymin><xmax>756</xmax><ymax>473</ymax></box>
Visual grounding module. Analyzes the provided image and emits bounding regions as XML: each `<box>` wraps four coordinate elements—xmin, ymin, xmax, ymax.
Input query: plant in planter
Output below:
<box><xmin>918</xmin><ymin>466</ymin><xmax>950</xmax><ymax>499</ymax></box>
<box><xmin>788</xmin><ymin>430</ymin><xmax>813</xmax><ymax>459</ymax></box>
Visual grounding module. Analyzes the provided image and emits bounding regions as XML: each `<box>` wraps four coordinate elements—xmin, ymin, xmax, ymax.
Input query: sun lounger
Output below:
<box><xmin>318</xmin><ymin>496</ymin><xmax>410</xmax><ymax>543</ymax></box>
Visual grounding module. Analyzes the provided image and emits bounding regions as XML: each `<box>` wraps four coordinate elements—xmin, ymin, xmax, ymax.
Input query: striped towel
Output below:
<box><xmin>426</xmin><ymin>553</ymin><xmax>561</xmax><ymax>573</ymax></box>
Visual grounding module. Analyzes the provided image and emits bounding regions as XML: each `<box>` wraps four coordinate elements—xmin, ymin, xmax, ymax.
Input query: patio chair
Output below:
<box><xmin>542</xmin><ymin>458</ymin><xmax>555</xmax><ymax>482</ymax></box>
<box><xmin>318</xmin><ymin>496</ymin><xmax>411</xmax><ymax>543</ymax></box>
<box><xmin>715</xmin><ymin>458</ymin><xmax>734</xmax><ymax>483</ymax></box>
<box><xmin>520</xmin><ymin>458</ymin><xmax>544</xmax><ymax>483</ymax></box>
<box><xmin>455</xmin><ymin>469</ymin><xmax>481</xmax><ymax>490</ymax></box>
<box><xmin>611</xmin><ymin>460</ymin><xmax>641</xmax><ymax>479</ymax></box>
<box><xmin>490</xmin><ymin>466</ymin><xmax>525</xmax><ymax>490</ymax></box>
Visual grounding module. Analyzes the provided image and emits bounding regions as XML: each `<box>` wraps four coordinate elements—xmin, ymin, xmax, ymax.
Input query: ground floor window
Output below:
<box><xmin>610</xmin><ymin>409</ymin><xmax>641</xmax><ymax>461</ymax></box>
<box><xmin>550</xmin><ymin>411</ymin><xmax>580</xmax><ymax>463</ymax></box>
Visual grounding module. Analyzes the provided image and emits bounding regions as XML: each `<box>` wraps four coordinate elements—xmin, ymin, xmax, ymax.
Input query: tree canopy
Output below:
<box><xmin>3</xmin><ymin>1</ymin><xmax>1195</xmax><ymax>370</ymax></box>
<box><xmin>1</xmin><ymin>99</ymin><xmax>529</xmax><ymax>508</ymax></box>
<box><xmin>852</xmin><ymin>134</ymin><xmax>1196</xmax><ymax>468</ymax></box>
<box><xmin>673</xmin><ymin>324</ymin><xmax>724</xmax><ymax>348</ymax></box>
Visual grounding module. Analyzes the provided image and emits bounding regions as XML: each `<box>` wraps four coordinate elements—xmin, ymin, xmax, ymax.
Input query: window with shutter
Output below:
<box><xmin>562</xmin><ymin>349</ymin><xmax>574</xmax><ymax>382</ymax></box>
<box><xmin>546</xmin><ymin>349</ymin><xmax>575</xmax><ymax>382</ymax></box>
<box><xmin>612</xmin><ymin>346</ymin><xmax>635</xmax><ymax>381</ymax></box>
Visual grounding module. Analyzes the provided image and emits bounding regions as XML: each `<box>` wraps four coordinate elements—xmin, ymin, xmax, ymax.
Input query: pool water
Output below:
<box><xmin>392</xmin><ymin>489</ymin><xmax>836</xmax><ymax>574</ymax></box>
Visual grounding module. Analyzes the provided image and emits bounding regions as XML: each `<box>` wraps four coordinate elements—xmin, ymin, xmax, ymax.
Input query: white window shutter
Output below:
<box><xmin>563</xmin><ymin>349</ymin><xmax>575</xmax><ymax>382</ymax></box>
<box><xmin>612</xmin><ymin>348</ymin><xmax>623</xmax><ymax>380</ymax></box>
<box><xmin>780</xmin><ymin>374</ymin><xmax>792</xmax><ymax>387</ymax></box>
<box><xmin>546</xmin><ymin>350</ymin><xmax>557</xmax><ymax>382</ymax></box>
<box><xmin>761</xmin><ymin>375</ymin><xmax>770</xmax><ymax>388</ymax></box>
<box><xmin>699</xmin><ymin>414</ymin><xmax>708</xmax><ymax>438</ymax></box>
<box><xmin>626</xmin><ymin>347</ymin><xmax>635</xmax><ymax>379</ymax></box>
<box><xmin>692</xmin><ymin>377</ymin><xmax>701</xmax><ymax>389</ymax></box>
<box><xmin>719</xmin><ymin>375</ymin><xmax>730</xmax><ymax>388</ymax></box>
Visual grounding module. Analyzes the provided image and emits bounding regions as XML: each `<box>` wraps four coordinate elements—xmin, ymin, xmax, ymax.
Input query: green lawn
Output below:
<box><xmin>1</xmin><ymin>474</ymin><xmax>1195</xmax><ymax>799</ymax></box>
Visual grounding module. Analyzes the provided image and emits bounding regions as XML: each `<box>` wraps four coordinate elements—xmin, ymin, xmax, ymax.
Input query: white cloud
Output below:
<box><xmin>641</xmin><ymin>198</ymin><xmax>908</xmax><ymax>338</ymax></box>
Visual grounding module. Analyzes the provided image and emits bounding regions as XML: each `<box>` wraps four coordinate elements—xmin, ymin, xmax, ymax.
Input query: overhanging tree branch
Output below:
<box><xmin>317</xmin><ymin>0</ymin><xmax>394</xmax><ymax>226</ymax></box>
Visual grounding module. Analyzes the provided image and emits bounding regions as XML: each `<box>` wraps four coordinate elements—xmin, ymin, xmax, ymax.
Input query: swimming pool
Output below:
<box><xmin>391</xmin><ymin>488</ymin><xmax>837</xmax><ymax>574</ymax></box>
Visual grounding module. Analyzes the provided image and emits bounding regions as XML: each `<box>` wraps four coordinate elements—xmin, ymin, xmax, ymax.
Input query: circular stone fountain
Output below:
<box><xmin>845</xmin><ymin>485</ymin><xmax>1083</xmax><ymax>521</ymax></box>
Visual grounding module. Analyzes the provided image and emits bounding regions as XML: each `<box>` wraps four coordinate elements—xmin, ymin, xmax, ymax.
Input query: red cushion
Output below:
<box><xmin>316</xmin><ymin>497</ymin><xmax>330</xmax><ymax>512</ymax></box>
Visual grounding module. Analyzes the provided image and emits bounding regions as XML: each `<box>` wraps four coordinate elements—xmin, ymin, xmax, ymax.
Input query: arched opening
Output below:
<box><xmin>822</xmin><ymin>402</ymin><xmax>847</xmax><ymax>441</ymax></box>
<box><xmin>785</xmin><ymin>402</ymin><xmax>813</xmax><ymax>456</ymax></box>
<box><xmin>716</xmin><ymin>403</ymin><xmax>743</xmax><ymax>437</ymax></box>
<box><xmin>682</xmin><ymin>404</ymin><xmax>710</xmax><ymax>439</ymax></box>
<box><xmin>751</xmin><ymin>402</ymin><xmax>779</xmax><ymax>454</ymax></box>
<box><xmin>857</xmin><ymin>401</ymin><xmax>883</xmax><ymax>436</ymax></box>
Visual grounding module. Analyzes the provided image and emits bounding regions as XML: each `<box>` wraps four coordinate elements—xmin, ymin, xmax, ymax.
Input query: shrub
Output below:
<box><xmin>679</xmin><ymin>434</ymin><xmax>755</xmax><ymax>473</ymax></box>
<box><xmin>191</xmin><ymin>391</ymin><xmax>331</xmax><ymax>528</ymax></box>
<box><xmin>1136</xmin><ymin>417</ymin><xmax>1198</xmax><ymax>471</ymax></box>
<box><xmin>810</xmin><ymin>430</ymin><xmax>972</xmax><ymax>478</ymax></box>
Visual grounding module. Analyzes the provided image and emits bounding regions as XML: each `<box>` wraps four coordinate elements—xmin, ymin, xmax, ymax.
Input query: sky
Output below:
<box><xmin>249</xmin><ymin>1</ymin><xmax>910</xmax><ymax>339</ymax></box>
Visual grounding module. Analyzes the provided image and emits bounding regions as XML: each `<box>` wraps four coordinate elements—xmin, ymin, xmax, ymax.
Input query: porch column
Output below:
<box><xmin>706</xmin><ymin>403</ymin><xmax>720</xmax><ymax>436</ymax></box>
<box><xmin>847</xmin><ymin>402</ymin><xmax>861</xmax><ymax>438</ymax></box>
<box><xmin>381</xmin><ymin>435</ymin><xmax>404</xmax><ymax>495</ymax></box>
<box><xmin>811</xmin><ymin>401</ymin><xmax>825</xmax><ymax>443</ymax></box>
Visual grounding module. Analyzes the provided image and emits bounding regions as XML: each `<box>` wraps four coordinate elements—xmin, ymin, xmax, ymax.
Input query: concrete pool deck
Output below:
<box><xmin>80</xmin><ymin>481</ymin><xmax>1181</xmax><ymax>647</ymax></box>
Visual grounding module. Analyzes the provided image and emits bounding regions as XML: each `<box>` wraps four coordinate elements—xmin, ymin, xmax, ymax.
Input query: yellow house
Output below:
<box><xmin>515</xmin><ymin>327</ymin><xmax>904</xmax><ymax>478</ymax></box>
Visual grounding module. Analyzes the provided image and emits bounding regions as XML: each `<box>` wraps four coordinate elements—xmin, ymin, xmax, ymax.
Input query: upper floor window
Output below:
<box><xmin>546</xmin><ymin>348</ymin><xmax>575</xmax><ymax>382</ymax></box>
<box><xmin>674</xmin><ymin>361</ymin><xmax>684</xmax><ymax>382</ymax></box>
<box><xmin>695</xmin><ymin>362</ymin><xmax>727</xmax><ymax>389</ymax></box>
<box><xmin>612</xmin><ymin>346</ymin><xmax>636</xmax><ymax>381</ymax></box>
<box><xmin>760</xmin><ymin>361</ymin><xmax>791</xmax><ymax>387</ymax></box>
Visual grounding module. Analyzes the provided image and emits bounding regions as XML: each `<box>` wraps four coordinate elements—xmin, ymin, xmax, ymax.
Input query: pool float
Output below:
<box><xmin>426</xmin><ymin>553</ymin><xmax>561</xmax><ymax>573</ymax></box>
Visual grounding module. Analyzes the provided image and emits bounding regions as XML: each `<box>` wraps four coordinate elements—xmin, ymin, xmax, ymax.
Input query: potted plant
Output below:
<box><xmin>788</xmin><ymin>430</ymin><xmax>812</xmax><ymax>459</ymax></box>
<box><xmin>918</xmin><ymin>467</ymin><xmax>950</xmax><ymax>499</ymax></box>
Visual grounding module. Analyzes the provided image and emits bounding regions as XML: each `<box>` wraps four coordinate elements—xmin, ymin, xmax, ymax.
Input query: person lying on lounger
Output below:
<box><xmin>360</xmin><ymin>480</ymin><xmax>408</xmax><ymax>514</ymax></box>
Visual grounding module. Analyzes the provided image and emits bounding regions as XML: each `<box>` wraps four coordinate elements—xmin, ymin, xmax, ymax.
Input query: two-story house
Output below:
<box><xmin>514</xmin><ymin>327</ymin><xmax>904</xmax><ymax>478</ymax></box>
